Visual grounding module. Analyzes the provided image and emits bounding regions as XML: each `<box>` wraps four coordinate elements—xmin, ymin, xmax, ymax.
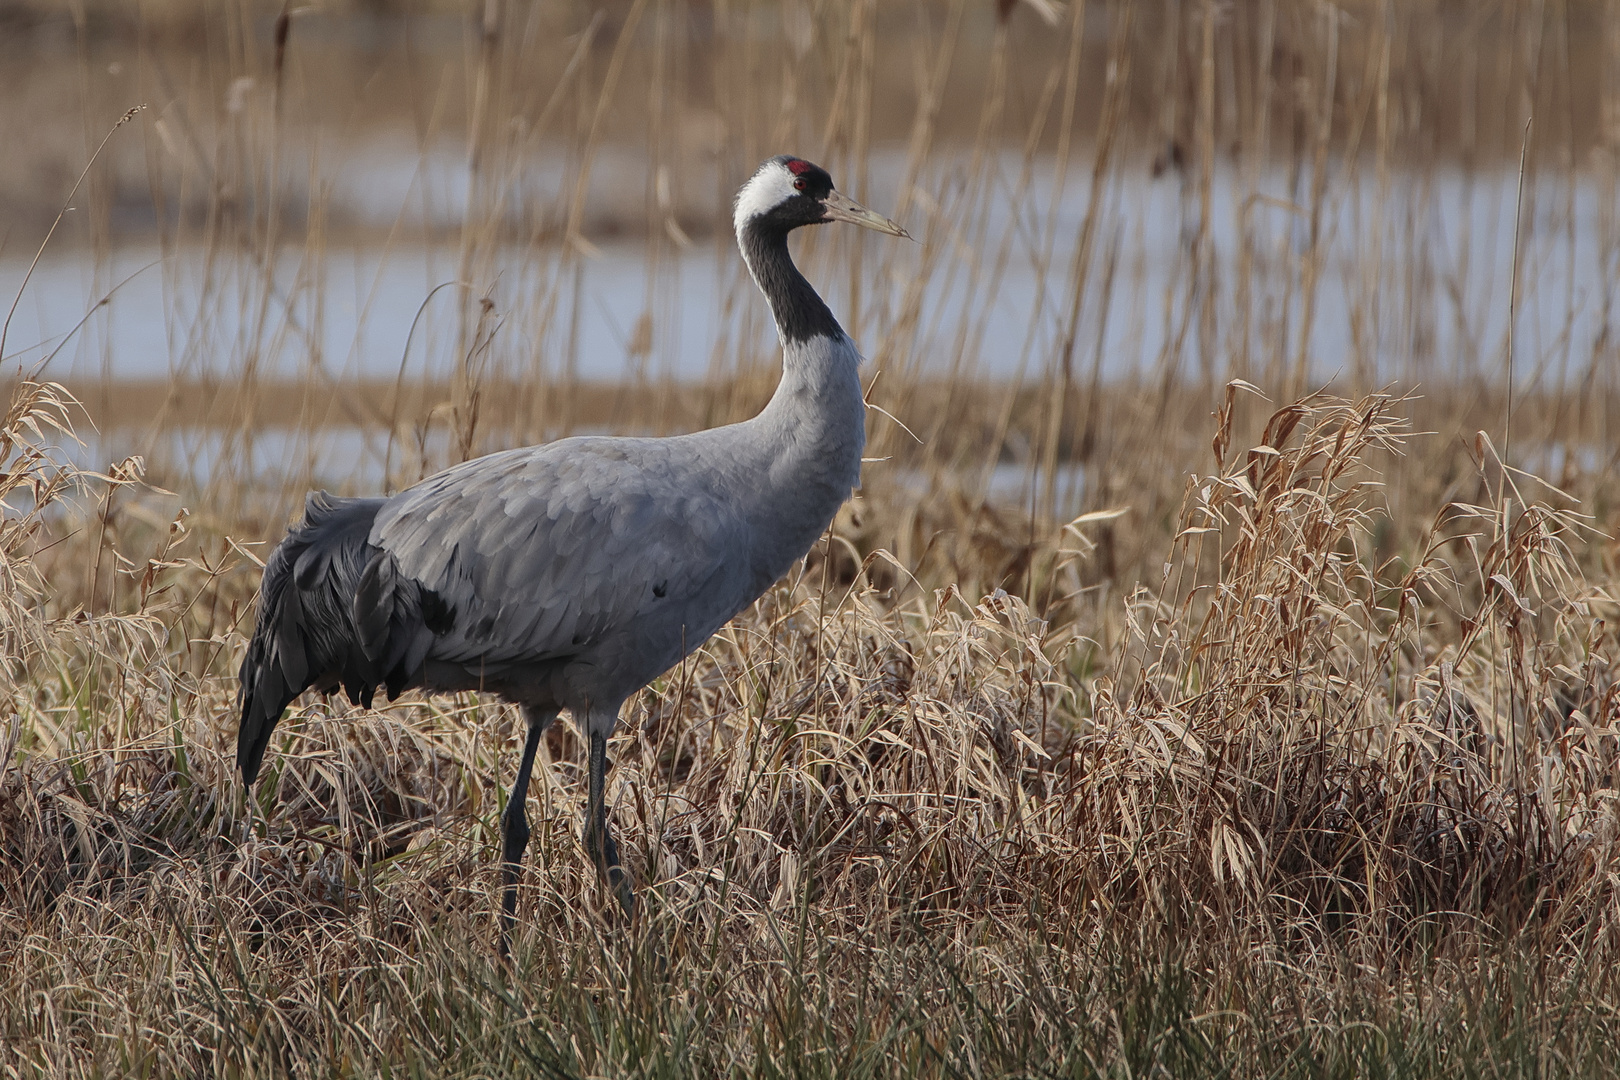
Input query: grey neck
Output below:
<box><xmin>731</xmin><ymin>210</ymin><xmax>866</xmax><ymax>495</ymax></box>
<box><xmin>733</xmin><ymin>223</ymin><xmax>866</xmax><ymax>585</ymax></box>
<box><xmin>745</xmin><ymin>333</ymin><xmax>866</xmax><ymax>586</ymax></box>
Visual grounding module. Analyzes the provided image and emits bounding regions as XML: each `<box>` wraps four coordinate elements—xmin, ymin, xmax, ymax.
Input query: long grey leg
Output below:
<box><xmin>584</xmin><ymin>728</ymin><xmax>635</xmax><ymax>917</ymax></box>
<box><xmin>500</xmin><ymin>706</ymin><xmax>554</xmax><ymax>955</ymax></box>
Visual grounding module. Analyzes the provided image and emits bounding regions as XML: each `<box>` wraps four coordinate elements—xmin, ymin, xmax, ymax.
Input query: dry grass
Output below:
<box><xmin>4</xmin><ymin>0</ymin><xmax>1620</xmax><ymax>1076</ymax></box>
<box><xmin>4</xmin><ymin>376</ymin><xmax>1620</xmax><ymax>1076</ymax></box>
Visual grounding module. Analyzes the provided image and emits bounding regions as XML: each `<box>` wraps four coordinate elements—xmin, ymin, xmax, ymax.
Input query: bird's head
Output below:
<box><xmin>733</xmin><ymin>155</ymin><xmax>909</xmax><ymax>240</ymax></box>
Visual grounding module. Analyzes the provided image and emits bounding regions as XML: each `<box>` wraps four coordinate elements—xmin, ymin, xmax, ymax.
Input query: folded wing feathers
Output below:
<box><xmin>238</xmin><ymin>492</ymin><xmax>458</xmax><ymax>784</ymax></box>
<box><xmin>237</xmin><ymin>492</ymin><xmax>388</xmax><ymax>784</ymax></box>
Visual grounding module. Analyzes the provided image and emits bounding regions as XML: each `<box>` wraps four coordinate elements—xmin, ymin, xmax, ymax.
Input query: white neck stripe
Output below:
<box><xmin>733</xmin><ymin>161</ymin><xmax>798</xmax><ymax>237</ymax></box>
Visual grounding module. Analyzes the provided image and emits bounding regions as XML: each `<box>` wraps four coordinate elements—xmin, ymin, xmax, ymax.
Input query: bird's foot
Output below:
<box><xmin>584</xmin><ymin>822</ymin><xmax>636</xmax><ymax>918</ymax></box>
<box><xmin>610</xmin><ymin>867</ymin><xmax>637</xmax><ymax>920</ymax></box>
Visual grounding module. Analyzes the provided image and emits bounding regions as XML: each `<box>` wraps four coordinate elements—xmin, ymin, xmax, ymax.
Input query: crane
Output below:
<box><xmin>236</xmin><ymin>155</ymin><xmax>908</xmax><ymax>944</ymax></box>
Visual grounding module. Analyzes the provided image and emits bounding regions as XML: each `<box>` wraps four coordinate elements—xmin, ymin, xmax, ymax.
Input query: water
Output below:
<box><xmin>2</xmin><ymin>147</ymin><xmax>1614</xmax><ymax>444</ymax></box>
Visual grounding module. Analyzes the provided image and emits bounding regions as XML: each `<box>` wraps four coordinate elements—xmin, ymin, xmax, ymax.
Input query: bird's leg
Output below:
<box><xmin>499</xmin><ymin>709</ymin><xmax>551</xmax><ymax>957</ymax></box>
<box><xmin>584</xmin><ymin>728</ymin><xmax>635</xmax><ymax>917</ymax></box>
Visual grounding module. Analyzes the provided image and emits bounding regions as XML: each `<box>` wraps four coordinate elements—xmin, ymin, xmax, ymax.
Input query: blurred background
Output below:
<box><xmin>0</xmin><ymin>0</ymin><xmax>1615</xmax><ymax>541</ymax></box>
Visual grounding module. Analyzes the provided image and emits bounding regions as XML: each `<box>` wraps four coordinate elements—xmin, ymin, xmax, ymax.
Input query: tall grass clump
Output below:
<box><xmin>1076</xmin><ymin>389</ymin><xmax>1612</xmax><ymax>937</ymax></box>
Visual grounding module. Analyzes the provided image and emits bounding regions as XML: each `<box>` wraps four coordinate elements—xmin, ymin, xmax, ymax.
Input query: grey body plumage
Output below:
<box><xmin>236</xmin><ymin>155</ymin><xmax>906</xmax><ymax>946</ymax></box>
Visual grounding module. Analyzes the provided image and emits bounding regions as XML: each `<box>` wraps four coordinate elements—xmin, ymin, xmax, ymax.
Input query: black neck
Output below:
<box><xmin>739</xmin><ymin>222</ymin><xmax>845</xmax><ymax>346</ymax></box>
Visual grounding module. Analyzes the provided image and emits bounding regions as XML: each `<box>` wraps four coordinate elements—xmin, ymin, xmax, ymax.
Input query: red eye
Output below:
<box><xmin>793</xmin><ymin>178</ymin><xmax>807</xmax><ymax>191</ymax></box>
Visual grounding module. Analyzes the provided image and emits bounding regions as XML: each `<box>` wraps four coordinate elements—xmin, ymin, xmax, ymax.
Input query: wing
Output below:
<box><xmin>367</xmin><ymin>438</ymin><xmax>744</xmax><ymax>671</ymax></box>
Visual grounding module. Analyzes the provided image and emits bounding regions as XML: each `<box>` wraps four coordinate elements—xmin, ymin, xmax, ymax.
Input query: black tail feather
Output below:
<box><xmin>237</xmin><ymin>491</ymin><xmax>457</xmax><ymax>786</ymax></box>
<box><xmin>237</xmin><ymin>492</ymin><xmax>388</xmax><ymax>785</ymax></box>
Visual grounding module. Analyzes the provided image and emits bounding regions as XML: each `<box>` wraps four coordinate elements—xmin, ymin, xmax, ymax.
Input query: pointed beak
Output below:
<box><xmin>821</xmin><ymin>190</ymin><xmax>911</xmax><ymax>239</ymax></box>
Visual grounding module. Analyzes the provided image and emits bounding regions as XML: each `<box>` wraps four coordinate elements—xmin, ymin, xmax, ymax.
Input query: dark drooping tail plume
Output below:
<box><xmin>237</xmin><ymin>492</ymin><xmax>457</xmax><ymax>785</ymax></box>
<box><xmin>237</xmin><ymin>492</ymin><xmax>388</xmax><ymax>784</ymax></box>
